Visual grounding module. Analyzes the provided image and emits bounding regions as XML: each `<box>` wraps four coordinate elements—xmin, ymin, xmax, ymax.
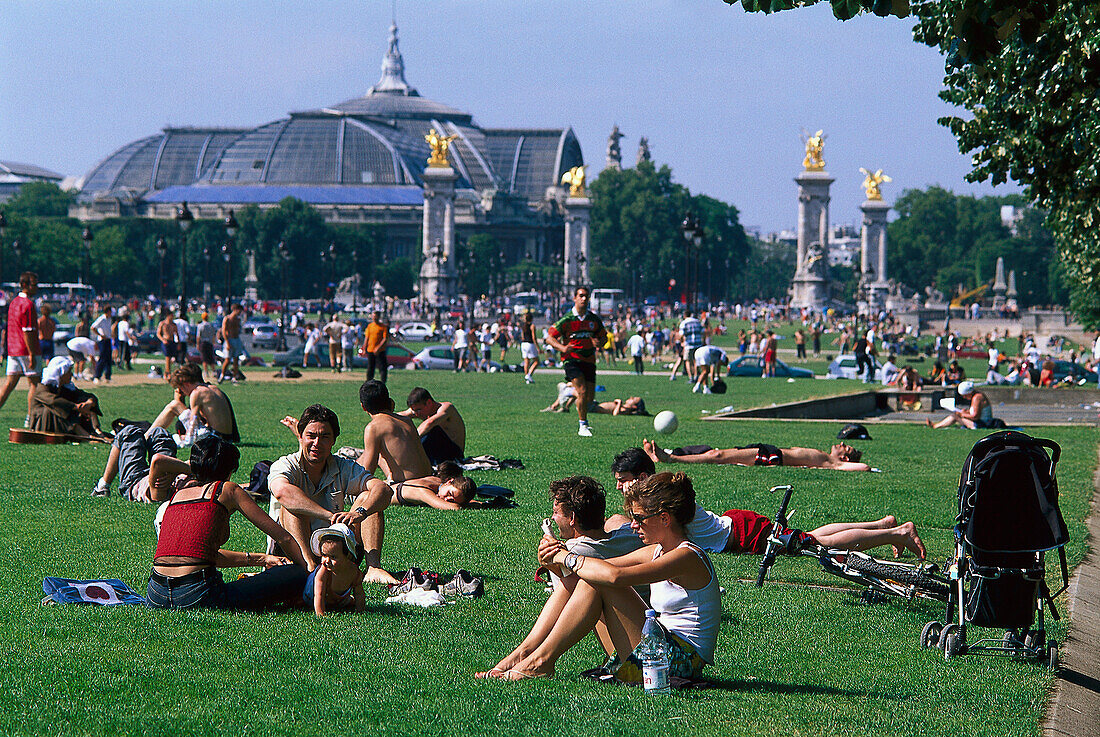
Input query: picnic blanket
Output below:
<box><xmin>41</xmin><ymin>577</ymin><xmax>145</xmax><ymax>606</ymax></box>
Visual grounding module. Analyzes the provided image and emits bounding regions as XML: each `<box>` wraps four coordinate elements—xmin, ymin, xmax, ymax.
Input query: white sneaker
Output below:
<box><xmin>702</xmin><ymin>386</ymin><xmax>712</xmax><ymax>394</ymax></box>
<box><xmin>578</xmin><ymin>424</ymin><xmax>593</xmax><ymax>437</ymax></box>
<box><xmin>524</xmin><ymin>376</ymin><xmax>533</xmax><ymax>384</ymax></box>
<box><xmin>691</xmin><ymin>383</ymin><xmax>702</xmax><ymax>393</ymax></box>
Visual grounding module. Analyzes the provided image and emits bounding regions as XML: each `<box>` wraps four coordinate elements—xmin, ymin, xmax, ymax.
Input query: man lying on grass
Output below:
<box><xmin>270</xmin><ymin>404</ymin><xmax>397</xmax><ymax>584</ymax></box>
<box><xmin>642</xmin><ymin>438</ymin><xmax>871</xmax><ymax>472</ymax></box>
<box><xmin>478</xmin><ymin>472</ymin><xmax>720</xmax><ymax>682</ymax></box>
<box><xmin>611</xmin><ymin>448</ymin><xmax>924</xmax><ymax>558</ymax></box>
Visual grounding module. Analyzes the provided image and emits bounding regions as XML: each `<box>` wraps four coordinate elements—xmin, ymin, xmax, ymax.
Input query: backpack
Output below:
<box><xmin>246</xmin><ymin>460</ymin><xmax>273</xmax><ymax>501</ymax></box>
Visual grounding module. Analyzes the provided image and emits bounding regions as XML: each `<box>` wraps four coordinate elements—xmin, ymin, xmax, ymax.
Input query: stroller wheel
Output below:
<box><xmin>944</xmin><ymin>632</ymin><xmax>961</xmax><ymax>660</ymax></box>
<box><xmin>921</xmin><ymin>621</ymin><xmax>943</xmax><ymax>649</ymax></box>
<box><xmin>1023</xmin><ymin>630</ymin><xmax>1043</xmax><ymax>652</ymax></box>
<box><xmin>1003</xmin><ymin>630</ymin><xmax>1022</xmax><ymax>656</ymax></box>
<box><xmin>1046</xmin><ymin>641</ymin><xmax>1058</xmax><ymax>670</ymax></box>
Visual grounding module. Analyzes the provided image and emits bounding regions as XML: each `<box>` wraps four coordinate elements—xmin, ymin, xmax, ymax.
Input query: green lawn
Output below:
<box><xmin>0</xmin><ymin>370</ymin><xmax>1094</xmax><ymax>737</ymax></box>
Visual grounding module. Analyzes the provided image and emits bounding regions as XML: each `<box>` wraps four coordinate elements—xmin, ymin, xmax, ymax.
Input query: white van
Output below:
<box><xmin>589</xmin><ymin>288</ymin><xmax>625</xmax><ymax>316</ymax></box>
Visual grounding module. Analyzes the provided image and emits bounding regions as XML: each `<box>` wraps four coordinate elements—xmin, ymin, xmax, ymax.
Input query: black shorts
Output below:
<box><xmin>200</xmin><ymin>341</ymin><xmax>216</xmax><ymax>365</ymax></box>
<box><xmin>564</xmin><ymin>360</ymin><xmax>596</xmax><ymax>384</ymax></box>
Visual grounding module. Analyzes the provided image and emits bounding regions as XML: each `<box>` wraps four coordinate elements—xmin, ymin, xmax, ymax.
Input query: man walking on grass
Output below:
<box><xmin>545</xmin><ymin>287</ymin><xmax>608</xmax><ymax>438</ymax></box>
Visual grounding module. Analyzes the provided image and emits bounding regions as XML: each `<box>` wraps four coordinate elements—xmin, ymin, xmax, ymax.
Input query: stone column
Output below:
<box><xmin>419</xmin><ymin>166</ymin><xmax>459</xmax><ymax>306</ymax></box>
<box><xmin>860</xmin><ymin>198</ymin><xmax>890</xmax><ymax>313</ymax></box>
<box><xmin>789</xmin><ymin>170</ymin><xmax>833</xmax><ymax>310</ymax></box>
<box><xmin>992</xmin><ymin>256</ymin><xmax>1007</xmax><ymax>310</ymax></box>
<box><xmin>563</xmin><ymin>195</ymin><xmax>591</xmax><ymax>295</ymax></box>
<box><xmin>244</xmin><ymin>249</ymin><xmax>259</xmax><ymax>301</ymax></box>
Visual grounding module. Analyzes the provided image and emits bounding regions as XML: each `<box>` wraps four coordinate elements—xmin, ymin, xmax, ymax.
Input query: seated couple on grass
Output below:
<box><xmin>609</xmin><ymin>448</ymin><xmax>925</xmax><ymax>559</ymax></box>
<box><xmin>477</xmin><ymin>472</ymin><xmax>721</xmax><ymax>682</ymax></box>
<box><xmin>145</xmin><ymin>435</ymin><xmax>389</xmax><ymax>611</ymax></box>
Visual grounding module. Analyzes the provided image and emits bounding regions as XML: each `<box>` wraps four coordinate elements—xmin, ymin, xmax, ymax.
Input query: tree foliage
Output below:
<box><xmin>589</xmin><ymin>161</ymin><xmax>749</xmax><ymax>302</ymax></box>
<box><xmin>886</xmin><ymin>186</ymin><xmax>1061</xmax><ymax>306</ymax></box>
<box><xmin>734</xmin><ymin>0</ymin><xmax>1100</xmax><ymax>324</ymax></box>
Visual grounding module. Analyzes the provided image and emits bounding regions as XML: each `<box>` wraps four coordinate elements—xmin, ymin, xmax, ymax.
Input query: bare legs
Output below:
<box><xmin>0</xmin><ymin>373</ymin><xmax>37</xmax><ymax>416</ymax></box>
<box><xmin>574</xmin><ymin>377</ymin><xmax>593</xmax><ymax>427</ymax></box>
<box><xmin>480</xmin><ymin>578</ymin><xmax>648</xmax><ymax>680</ymax></box>
<box><xmin>809</xmin><ymin>517</ymin><xmax>926</xmax><ymax>558</ymax></box>
<box><xmin>642</xmin><ymin>439</ymin><xmax>752</xmax><ymax>466</ymax></box>
<box><xmin>927</xmin><ymin>413</ymin><xmax>976</xmax><ymax>429</ymax></box>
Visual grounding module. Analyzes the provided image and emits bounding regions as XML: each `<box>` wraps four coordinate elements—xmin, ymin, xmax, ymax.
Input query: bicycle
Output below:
<box><xmin>755</xmin><ymin>485</ymin><xmax>951</xmax><ymax>605</ymax></box>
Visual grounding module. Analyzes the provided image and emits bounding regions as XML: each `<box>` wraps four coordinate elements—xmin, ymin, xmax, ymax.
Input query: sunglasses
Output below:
<box><xmin>630</xmin><ymin>511</ymin><xmax>661</xmax><ymax>524</ymax></box>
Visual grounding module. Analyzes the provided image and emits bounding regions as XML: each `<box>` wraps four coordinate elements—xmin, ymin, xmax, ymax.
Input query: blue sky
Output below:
<box><xmin>0</xmin><ymin>0</ymin><xmax>1019</xmax><ymax>232</ymax></box>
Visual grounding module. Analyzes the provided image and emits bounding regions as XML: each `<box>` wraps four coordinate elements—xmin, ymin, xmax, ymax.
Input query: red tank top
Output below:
<box><xmin>154</xmin><ymin>481</ymin><xmax>231</xmax><ymax>564</ymax></box>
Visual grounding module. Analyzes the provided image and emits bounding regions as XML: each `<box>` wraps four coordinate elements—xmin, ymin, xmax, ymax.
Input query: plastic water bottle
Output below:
<box><xmin>637</xmin><ymin>609</ymin><xmax>670</xmax><ymax>694</ymax></box>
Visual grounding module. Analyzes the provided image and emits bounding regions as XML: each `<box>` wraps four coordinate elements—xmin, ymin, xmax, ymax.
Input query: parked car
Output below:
<box><xmin>251</xmin><ymin>324</ymin><xmax>280</xmax><ymax>349</ymax></box>
<box><xmin>1048</xmin><ymin>359</ymin><xmax>1098</xmax><ymax>384</ymax></box>
<box><xmin>826</xmin><ymin>354</ymin><xmax>884</xmax><ymax>381</ymax></box>
<box><xmin>726</xmin><ymin>355</ymin><xmax>815</xmax><ymax>379</ymax></box>
<box><xmin>413</xmin><ymin>344</ymin><xmax>502</xmax><ymax>371</ymax></box>
<box><xmin>396</xmin><ymin>321</ymin><xmax>440</xmax><ymax>342</ymax></box>
<box><xmin>273</xmin><ymin>342</ymin><xmax>417</xmax><ymax>369</ymax></box>
<box><xmin>242</xmin><ymin>315</ymin><xmax>272</xmax><ymax>330</ymax></box>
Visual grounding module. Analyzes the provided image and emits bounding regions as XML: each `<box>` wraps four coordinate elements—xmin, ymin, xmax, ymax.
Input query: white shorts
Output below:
<box><xmin>521</xmin><ymin>342</ymin><xmax>538</xmax><ymax>360</ymax></box>
<box><xmin>6</xmin><ymin>355</ymin><xmax>40</xmax><ymax>377</ymax></box>
<box><xmin>683</xmin><ymin>344</ymin><xmax>700</xmax><ymax>360</ymax></box>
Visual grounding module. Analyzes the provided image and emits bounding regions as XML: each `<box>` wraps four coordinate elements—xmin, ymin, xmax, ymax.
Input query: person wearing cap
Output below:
<box><xmin>304</xmin><ymin>523</ymin><xmax>366</xmax><ymax>616</ymax></box>
<box><xmin>926</xmin><ymin>380</ymin><xmax>994</xmax><ymax>429</ymax></box>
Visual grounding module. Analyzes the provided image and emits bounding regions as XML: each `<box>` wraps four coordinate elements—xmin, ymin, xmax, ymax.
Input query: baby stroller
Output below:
<box><xmin>921</xmin><ymin>431</ymin><xmax>1069</xmax><ymax>667</ymax></box>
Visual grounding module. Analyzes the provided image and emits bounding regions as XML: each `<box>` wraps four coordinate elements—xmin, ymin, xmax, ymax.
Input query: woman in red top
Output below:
<box><xmin>146</xmin><ymin>436</ymin><xmax>311</xmax><ymax>610</ymax></box>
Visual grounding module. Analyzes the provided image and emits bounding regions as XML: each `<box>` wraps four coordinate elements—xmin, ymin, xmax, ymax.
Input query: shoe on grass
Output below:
<box><xmin>91</xmin><ymin>480</ymin><xmax>110</xmax><ymax>498</ymax></box>
<box><xmin>578</xmin><ymin>423</ymin><xmax>593</xmax><ymax>437</ymax></box>
<box><xmin>387</xmin><ymin>567</ymin><xmax>437</xmax><ymax>595</ymax></box>
<box><xmin>441</xmin><ymin>569</ymin><xmax>484</xmax><ymax>598</ymax></box>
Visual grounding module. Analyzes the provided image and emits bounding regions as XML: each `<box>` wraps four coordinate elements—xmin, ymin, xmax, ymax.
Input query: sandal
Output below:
<box><xmin>474</xmin><ymin>668</ymin><xmax>508</xmax><ymax>679</ymax></box>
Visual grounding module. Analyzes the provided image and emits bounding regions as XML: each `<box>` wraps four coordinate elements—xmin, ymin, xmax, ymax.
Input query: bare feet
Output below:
<box><xmin>474</xmin><ymin>668</ymin><xmax>508</xmax><ymax>679</ymax></box>
<box><xmin>642</xmin><ymin>438</ymin><xmax>670</xmax><ymax>464</ymax></box>
<box><xmin>925</xmin><ymin>418</ymin><xmax>934</xmax><ymax>428</ymax></box>
<box><xmin>896</xmin><ymin>522</ymin><xmax>926</xmax><ymax>559</ymax></box>
<box><xmin>363</xmin><ymin>566</ymin><xmax>400</xmax><ymax>586</ymax></box>
<box><xmin>501</xmin><ymin>668</ymin><xmax>552</xmax><ymax>680</ymax></box>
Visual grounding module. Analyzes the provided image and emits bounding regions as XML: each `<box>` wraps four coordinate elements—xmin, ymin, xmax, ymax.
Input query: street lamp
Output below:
<box><xmin>223</xmin><ymin>210</ymin><xmax>238</xmax><ymax>307</ymax></box>
<box><xmin>278</xmin><ymin>240</ymin><xmax>290</xmax><ymax>350</ymax></box>
<box><xmin>202</xmin><ymin>246</ymin><xmax>212</xmax><ymax>303</ymax></box>
<box><xmin>155</xmin><ymin>237</ymin><xmax>168</xmax><ymax>301</ymax></box>
<box><xmin>176</xmin><ymin>201</ymin><xmax>193</xmax><ymax>314</ymax></box>
<box><xmin>350</xmin><ymin>246</ymin><xmax>358</xmax><ymax>314</ymax></box>
<box><xmin>11</xmin><ymin>239</ymin><xmax>22</xmax><ymax>276</ymax></box>
<box><xmin>81</xmin><ymin>227</ymin><xmax>94</xmax><ymax>288</ymax></box>
<box><xmin>680</xmin><ymin>213</ymin><xmax>703</xmax><ymax>312</ymax></box>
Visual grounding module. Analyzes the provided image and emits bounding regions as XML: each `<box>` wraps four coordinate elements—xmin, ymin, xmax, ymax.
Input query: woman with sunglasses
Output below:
<box><xmin>478</xmin><ymin>471</ymin><xmax>720</xmax><ymax>682</ymax></box>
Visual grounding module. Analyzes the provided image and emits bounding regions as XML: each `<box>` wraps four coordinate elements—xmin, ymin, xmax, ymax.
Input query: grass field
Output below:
<box><xmin>0</xmin><ymin>367</ymin><xmax>1094</xmax><ymax>737</ymax></box>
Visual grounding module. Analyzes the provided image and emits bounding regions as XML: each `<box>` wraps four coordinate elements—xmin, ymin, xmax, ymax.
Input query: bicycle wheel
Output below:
<box><xmin>845</xmin><ymin>555</ymin><xmax>951</xmax><ymax>601</ymax></box>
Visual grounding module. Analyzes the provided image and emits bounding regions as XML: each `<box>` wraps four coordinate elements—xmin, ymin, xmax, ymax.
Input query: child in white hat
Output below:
<box><xmin>305</xmin><ymin>523</ymin><xmax>365</xmax><ymax>616</ymax></box>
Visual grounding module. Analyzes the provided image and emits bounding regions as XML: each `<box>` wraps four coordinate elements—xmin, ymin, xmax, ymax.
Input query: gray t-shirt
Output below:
<box><xmin>563</xmin><ymin>524</ymin><xmax>649</xmax><ymax>598</ymax></box>
<box><xmin>267</xmin><ymin>451</ymin><xmax>375</xmax><ymax>542</ymax></box>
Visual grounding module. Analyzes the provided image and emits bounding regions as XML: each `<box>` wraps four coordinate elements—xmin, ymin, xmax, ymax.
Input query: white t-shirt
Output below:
<box><xmin>90</xmin><ymin>314</ymin><xmax>111</xmax><ymax>340</ymax></box>
<box><xmin>324</xmin><ymin>320</ymin><xmax>346</xmax><ymax>342</ymax></box>
<box><xmin>627</xmin><ymin>334</ymin><xmax>646</xmax><ymax>357</ymax></box>
<box><xmin>452</xmin><ymin>329</ymin><xmax>468</xmax><ymax>349</ymax></box>
<box><xmin>694</xmin><ymin>345</ymin><xmax>727</xmax><ymax>366</ymax></box>
<box><xmin>67</xmin><ymin>336</ymin><xmax>98</xmax><ymax>356</ymax></box>
<box><xmin>116</xmin><ymin>319</ymin><xmax>131</xmax><ymax>343</ymax></box>
<box><xmin>304</xmin><ymin>328</ymin><xmax>321</xmax><ymax>352</ymax></box>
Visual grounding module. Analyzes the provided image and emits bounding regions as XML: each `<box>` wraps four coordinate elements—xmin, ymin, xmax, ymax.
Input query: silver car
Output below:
<box><xmin>826</xmin><ymin>353</ymin><xmax>883</xmax><ymax>381</ymax></box>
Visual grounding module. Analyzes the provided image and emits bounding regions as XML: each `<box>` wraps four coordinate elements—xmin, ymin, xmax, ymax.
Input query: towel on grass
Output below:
<box><xmin>41</xmin><ymin>577</ymin><xmax>145</xmax><ymax>606</ymax></box>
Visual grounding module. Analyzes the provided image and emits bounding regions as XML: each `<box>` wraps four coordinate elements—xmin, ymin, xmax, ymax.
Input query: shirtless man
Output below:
<box><xmin>356</xmin><ymin>380</ymin><xmax>434</xmax><ymax>483</ymax></box>
<box><xmin>642</xmin><ymin>438</ymin><xmax>871</xmax><ymax>472</ymax></box>
<box><xmin>218</xmin><ymin>304</ymin><xmax>245</xmax><ymax>382</ymax></box>
<box><xmin>271</xmin><ymin>404</ymin><xmax>396</xmax><ymax>583</ymax></box>
<box><xmin>155</xmin><ymin>308</ymin><xmax>178</xmax><ymax>377</ymax></box>
<box><xmin>397</xmin><ymin>386</ymin><xmax>466</xmax><ymax>464</ymax></box>
<box><xmin>608</xmin><ymin>447</ymin><xmax>922</xmax><ymax>556</ymax></box>
<box><xmin>91</xmin><ymin>362</ymin><xmax>239</xmax><ymax>499</ymax></box>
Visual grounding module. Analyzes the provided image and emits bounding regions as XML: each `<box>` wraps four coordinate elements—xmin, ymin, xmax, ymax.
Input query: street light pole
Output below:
<box><xmin>223</xmin><ymin>210</ymin><xmax>238</xmax><ymax>308</ymax></box>
<box><xmin>176</xmin><ymin>201</ymin><xmax>193</xmax><ymax>315</ymax></box>
<box><xmin>81</xmin><ymin>227</ymin><xmax>94</xmax><ymax>289</ymax></box>
<box><xmin>156</xmin><ymin>237</ymin><xmax>167</xmax><ymax>302</ymax></box>
<box><xmin>11</xmin><ymin>240</ymin><xmax>22</xmax><ymax>277</ymax></box>
<box><xmin>202</xmin><ymin>247</ymin><xmax>211</xmax><ymax>304</ymax></box>
<box><xmin>278</xmin><ymin>240</ymin><xmax>290</xmax><ymax>351</ymax></box>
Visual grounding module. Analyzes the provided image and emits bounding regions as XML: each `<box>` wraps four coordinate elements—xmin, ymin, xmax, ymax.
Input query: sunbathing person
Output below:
<box><xmin>397</xmin><ymin>386</ymin><xmax>466</xmax><ymax>464</ymax></box>
<box><xmin>478</xmin><ymin>472</ymin><xmax>720</xmax><ymax>682</ymax></box>
<box><xmin>643</xmin><ymin>438</ymin><xmax>870</xmax><ymax>472</ymax></box>
<box><xmin>608</xmin><ymin>447</ymin><xmax>924</xmax><ymax>558</ymax></box>
<box><xmin>387</xmin><ymin>460</ymin><xmax>478</xmax><ymax>510</ymax></box>
<box><xmin>589</xmin><ymin>396</ymin><xmax>648</xmax><ymax>416</ymax></box>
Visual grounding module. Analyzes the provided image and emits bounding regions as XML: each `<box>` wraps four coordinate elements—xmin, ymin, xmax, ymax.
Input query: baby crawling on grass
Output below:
<box><xmin>305</xmin><ymin>523</ymin><xmax>366</xmax><ymax>616</ymax></box>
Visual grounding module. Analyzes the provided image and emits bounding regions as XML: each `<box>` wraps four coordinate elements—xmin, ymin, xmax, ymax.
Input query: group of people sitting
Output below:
<box><xmin>81</xmin><ymin>360</ymin><xmax>929</xmax><ymax>687</ymax></box>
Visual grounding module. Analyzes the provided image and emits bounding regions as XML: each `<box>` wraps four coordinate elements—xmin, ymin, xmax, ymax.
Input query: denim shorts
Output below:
<box><xmin>146</xmin><ymin>565</ymin><xmax>308</xmax><ymax>611</ymax></box>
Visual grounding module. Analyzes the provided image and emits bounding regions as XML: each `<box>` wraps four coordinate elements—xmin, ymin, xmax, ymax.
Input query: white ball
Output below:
<box><xmin>653</xmin><ymin>410</ymin><xmax>679</xmax><ymax>435</ymax></box>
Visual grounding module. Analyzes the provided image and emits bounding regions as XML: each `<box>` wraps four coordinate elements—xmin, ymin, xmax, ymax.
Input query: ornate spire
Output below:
<box><xmin>369</xmin><ymin>23</ymin><xmax>418</xmax><ymax>96</ymax></box>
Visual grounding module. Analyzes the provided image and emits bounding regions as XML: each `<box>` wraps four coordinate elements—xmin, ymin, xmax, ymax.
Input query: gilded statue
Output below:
<box><xmin>802</xmin><ymin>129</ymin><xmax>826</xmax><ymax>171</ymax></box>
<box><xmin>859</xmin><ymin>168</ymin><xmax>892</xmax><ymax>200</ymax></box>
<box><xmin>425</xmin><ymin>128</ymin><xmax>458</xmax><ymax>168</ymax></box>
<box><xmin>561</xmin><ymin>165</ymin><xmax>587</xmax><ymax>197</ymax></box>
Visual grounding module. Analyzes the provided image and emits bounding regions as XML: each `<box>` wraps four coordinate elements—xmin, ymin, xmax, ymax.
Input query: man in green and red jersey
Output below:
<box><xmin>546</xmin><ymin>286</ymin><xmax>608</xmax><ymax>437</ymax></box>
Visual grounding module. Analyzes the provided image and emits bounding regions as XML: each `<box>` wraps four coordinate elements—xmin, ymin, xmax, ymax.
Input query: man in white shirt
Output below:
<box><xmin>692</xmin><ymin>344</ymin><xmax>728</xmax><ymax>394</ymax></box>
<box><xmin>90</xmin><ymin>305</ymin><xmax>113</xmax><ymax>383</ymax></box>
<box><xmin>880</xmin><ymin>354</ymin><xmax>900</xmax><ymax>386</ymax></box>
<box><xmin>626</xmin><ymin>328</ymin><xmax>646</xmax><ymax>375</ymax></box>
<box><xmin>116</xmin><ymin>312</ymin><xmax>133</xmax><ymax>371</ymax></box>
<box><xmin>323</xmin><ymin>315</ymin><xmax>347</xmax><ymax>373</ymax></box>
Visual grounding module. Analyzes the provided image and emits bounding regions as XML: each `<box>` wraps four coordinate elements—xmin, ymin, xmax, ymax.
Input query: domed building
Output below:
<box><xmin>72</xmin><ymin>23</ymin><xmax>584</xmax><ymax>266</ymax></box>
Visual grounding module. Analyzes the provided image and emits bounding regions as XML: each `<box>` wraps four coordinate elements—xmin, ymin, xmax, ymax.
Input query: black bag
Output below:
<box><xmin>837</xmin><ymin>423</ymin><xmax>871</xmax><ymax>440</ymax></box>
<box><xmin>710</xmin><ymin>379</ymin><xmax>727</xmax><ymax>394</ymax></box>
<box><xmin>246</xmin><ymin>460</ymin><xmax>273</xmax><ymax>501</ymax></box>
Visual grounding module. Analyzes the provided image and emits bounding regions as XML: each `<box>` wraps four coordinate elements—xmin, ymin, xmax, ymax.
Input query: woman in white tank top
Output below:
<box><xmin>476</xmin><ymin>472</ymin><xmax>720</xmax><ymax>682</ymax></box>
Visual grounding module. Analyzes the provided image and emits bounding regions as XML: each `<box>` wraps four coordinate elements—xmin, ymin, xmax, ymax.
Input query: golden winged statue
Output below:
<box><xmin>802</xmin><ymin>129</ymin><xmax>826</xmax><ymax>171</ymax></box>
<box><xmin>425</xmin><ymin>128</ymin><xmax>458</xmax><ymax>168</ymax></box>
<box><xmin>859</xmin><ymin>167</ymin><xmax>892</xmax><ymax>200</ymax></box>
<box><xmin>561</xmin><ymin>165</ymin><xmax>587</xmax><ymax>197</ymax></box>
